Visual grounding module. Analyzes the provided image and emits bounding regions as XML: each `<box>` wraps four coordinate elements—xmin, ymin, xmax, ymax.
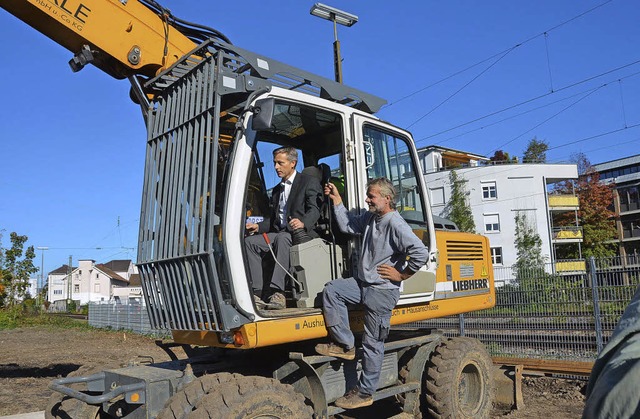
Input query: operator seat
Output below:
<box><xmin>301</xmin><ymin>163</ymin><xmax>331</xmax><ymax>237</ymax></box>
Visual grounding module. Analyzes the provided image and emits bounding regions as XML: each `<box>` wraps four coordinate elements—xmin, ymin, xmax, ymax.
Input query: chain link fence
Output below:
<box><xmin>414</xmin><ymin>256</ymin><xmax>640</xmax><ymax>362</ymax></box>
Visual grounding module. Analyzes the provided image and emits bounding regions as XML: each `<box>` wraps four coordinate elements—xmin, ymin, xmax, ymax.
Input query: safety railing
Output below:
<box><xmin>411</xmin><ymin>256</ymin><xmax>640</xmax><ymax>363</ymax></box>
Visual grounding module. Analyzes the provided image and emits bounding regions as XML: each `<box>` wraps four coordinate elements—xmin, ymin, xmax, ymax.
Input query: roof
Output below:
<box><xmin>129</xmin><ymin>273</ymin><xmax>141</xmax><ymax>287</ymax></box>
<box><xmin>50</xmin><ymin>264</ymin><xmax>75</xmax><ymax>275</ymax></box>
<box><xmin>593</xmin><ymin>154</ymin><xmax>640</xmax><ymax>171</ymax></box>
<box><xmin>419</xmin><ymin>145</ymin><xmax>489</xmax><ymax>161</ymax></box>
<box><xmin>101</xmin><ymin>259</ymin><xmax>132</xmax><ymax>272</ymax></box>
<box><xmin>95</xmin><ymin>264</ymin><xmax>127</xmax><ymax>282</ymax></box>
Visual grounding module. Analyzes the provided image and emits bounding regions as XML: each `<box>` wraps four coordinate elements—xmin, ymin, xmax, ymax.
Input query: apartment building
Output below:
<box><xmin>593</xmin><ymin>154</ymin><xmax>640</xmax><ymax>259</ymax></box>
<box><xmin>420</xmin><ymin>147</ymin><xmax>581</xmax><ymax>275</ymax></box>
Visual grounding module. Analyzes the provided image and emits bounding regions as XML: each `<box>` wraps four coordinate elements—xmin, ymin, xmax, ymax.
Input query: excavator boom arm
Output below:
<box><xmin>0</xmin><ymin>0</ymin><xmax>199</xmax><ymax>79</ymax></box>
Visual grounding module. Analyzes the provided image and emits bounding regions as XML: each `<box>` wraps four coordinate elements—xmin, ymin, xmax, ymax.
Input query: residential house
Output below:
<box><xmin>46</xmin><ymin>259</ymin><xmax>141</xmax><ymax>306</ymax></box>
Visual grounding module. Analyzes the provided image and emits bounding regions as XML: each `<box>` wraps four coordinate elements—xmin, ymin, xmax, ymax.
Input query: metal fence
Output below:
<box><xmin>414</xmin><ymin>256</ymin><xmax>640</xmax><ymax>362</ymax></box>
<box><xmin>88</xmin><ymin>256</ymin><xmax>640</xmax><ymax>364</ymax></box>
<box><xmin>88</xmin><ymin>302</ymin><xmax>169</xmax><ymax>338</ymax></box>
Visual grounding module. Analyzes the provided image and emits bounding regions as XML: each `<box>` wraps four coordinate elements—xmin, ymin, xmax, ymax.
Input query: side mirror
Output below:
<box><xmin>251</xmin><ymin>98</ymin><xmax>275</xmax><ymax>131</ymax></box>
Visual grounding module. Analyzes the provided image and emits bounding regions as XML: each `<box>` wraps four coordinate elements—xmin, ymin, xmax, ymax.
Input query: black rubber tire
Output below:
<box><xmin>423</xmin><ymin>337</ymin><xmax>494</xmax><ymax>418</ymax></box>
<box><xmin>157</xmin><ymin>373</ymin><xmax>237</xmax><ymax>419</ymax></box>
<box><xmin>158</xmin><ymin>373</ymin><xmax>313</xmax><ymax>419</ymax></box>
<box><xmin>45</xmin><ymin>365</ymin><xmax>104</xmax><ymax>419</ymax></box>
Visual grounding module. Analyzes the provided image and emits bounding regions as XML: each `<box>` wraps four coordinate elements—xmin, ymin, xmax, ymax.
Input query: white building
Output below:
<box><xmin>421</xmin><ymin>147</ymin><xmax>580</xmax><ymax>275</ymax></box>
<box><xmin>26</xmin><ymin>277</ymin><xmax>38</xmax><ymax>299</ymax></box>
<box><xmin>46</xmin><ymin>259</ymin><xmax>141</xmax><ymax>306</ymax></box>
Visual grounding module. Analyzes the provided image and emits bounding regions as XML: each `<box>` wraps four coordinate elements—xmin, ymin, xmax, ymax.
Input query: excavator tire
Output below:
<box><xmin>423</xmin><ymin>337</ymin><xmax>494</xmax><ymax>418</ymax></box>
<box><xmin>157</xmin><ymin>373</ymin><xmax>237</xmax><ymax>419</ymax></box>
<box><xmin>158</xmin><ymin>373</ymin><xmax>313</xmax><ymax>419</ymax></box>
<box><xmin>45</xmin><ymin>365</ymin><xmax>105</xmax><ymax>419</ymax></box>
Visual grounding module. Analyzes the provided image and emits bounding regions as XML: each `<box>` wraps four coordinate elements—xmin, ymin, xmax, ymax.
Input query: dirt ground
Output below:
<box><xmin>0</xmin><ymin>326</ymin><xmax>586</xmax><ymax>418</ymax></box>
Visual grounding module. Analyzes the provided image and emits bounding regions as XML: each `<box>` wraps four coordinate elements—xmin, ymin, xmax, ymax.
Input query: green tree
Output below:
<box><xmin>489</xmin><ymin>150</ymin><xmax>518</xmax><ymax>164</ymax></box>
<box><xmin>576</xmin><ymin>171</ymin><xmax>616</xmax><ymax>259</ymax></box>
<box><xmin>444</xmin><ymin>170</ymin><xmax>476</xmax><ymax>233</ymax></box>
<box><xmin>553</xmin><ymin>153</ymin><xmax>616</xmax><ymax>259</ymax></box>
<box><xmin>514</xmin><ymin>211</ymin><xmax>546</xmax><ymax>278</ymax></box>
<box><xmin>0</xmin><ymin>232</ymin><xmax>38</xmax><ymax>308</ymax></box>
<box><xmin>522</xmin><ymin>137</ymin><xmax>549</xmax><ymax>163</ymax></box>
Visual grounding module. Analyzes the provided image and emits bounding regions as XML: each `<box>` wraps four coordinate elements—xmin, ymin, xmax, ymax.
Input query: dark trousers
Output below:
<box><xmin>322</xmin><ymin>277</ymin><xmax>400</xmax><ymax>395</ymax></box>
<box><xmin>245</xmin><ymin>231</ymin><xmax>292</xmax><ymax>296</ymax></box>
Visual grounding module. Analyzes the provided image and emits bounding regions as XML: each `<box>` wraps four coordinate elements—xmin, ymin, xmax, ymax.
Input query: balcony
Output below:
<box><xmin>548</xmin><ymin>194</ymin><xmax>579</xmax><ymax>210</ymax></box>
<box><xmin>622</xmin><ymin>228</ymin><xmax>640</xmax><ymax>241</ymax></box>
<box><xmin>552</xmin><ymin>226</ymin><xmax>583</xmax><ymax>243</ymax></box>
<box><xmin>555</xmin><ymin>260</ymin><xmax>586</xmax><ymax>273</ymax></box>
<box><xmin>620</xmin><ymin>202</ymin><xmax>640</xmax><ymax>214</ymax></box>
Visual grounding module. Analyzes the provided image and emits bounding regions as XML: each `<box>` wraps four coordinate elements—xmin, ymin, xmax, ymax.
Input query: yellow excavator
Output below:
<box><xmin>2</xmin><ymin>1</ymin><xmax>498</xmax><ymax>417</ymax></box>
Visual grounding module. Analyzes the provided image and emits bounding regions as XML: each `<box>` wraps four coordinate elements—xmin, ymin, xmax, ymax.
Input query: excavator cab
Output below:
<box><xmin>135</xmin><ymin>36</ymin><xmax>441</xmax><ymax>344</ymax></box>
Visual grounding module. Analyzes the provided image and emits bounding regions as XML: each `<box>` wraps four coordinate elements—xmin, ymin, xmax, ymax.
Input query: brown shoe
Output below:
<box><xmin>334</xmin><ymin>387</ymin><xmax>373</xmax><ymax>409</ymax></box>
<box><xmin>266</xmin><ymin>292</ymin><xmax>286</xmax><ymax>310</ymax></box>
<box><xmin>315</xmin><ymin>342</ymin><xmax>355</xmax><ymax>360</ymax></box>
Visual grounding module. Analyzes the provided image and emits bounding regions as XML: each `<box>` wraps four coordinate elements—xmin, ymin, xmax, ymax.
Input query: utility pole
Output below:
<box><xmin>36</xmin><ymin>246</ymin><xmax>48</xmax><ymax>309</ymax></box>
<box><xmin>66</xmin><ymin>255</ymin><xmax>73</xmax><ymax>309</ymax></box>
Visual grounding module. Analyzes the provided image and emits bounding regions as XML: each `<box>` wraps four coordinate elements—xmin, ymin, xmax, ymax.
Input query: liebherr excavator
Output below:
<box><xmin>2</xmin><ymin>1</ymin><xmax>499</xmax><ymax>417</ymax></box>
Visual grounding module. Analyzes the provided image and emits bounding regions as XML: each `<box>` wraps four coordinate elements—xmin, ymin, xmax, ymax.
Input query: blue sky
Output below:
<box><xmin>1</xmin><ymin>0</ymin><xmax>639</xmax><ymax>279</ymax></box>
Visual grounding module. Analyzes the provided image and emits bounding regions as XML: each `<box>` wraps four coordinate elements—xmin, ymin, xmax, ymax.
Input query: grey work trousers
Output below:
<box><xmin>322</xmin><ymin>277</ymin><xmax>400</xmax><ymax>395</ymax></box>
<box><xmin>245</xmin><ymin>231</ymin><xmax>292</xmax><ymax>296</ymax></box>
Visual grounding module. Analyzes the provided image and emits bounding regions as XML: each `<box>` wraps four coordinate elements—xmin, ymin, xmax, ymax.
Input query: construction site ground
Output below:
<box><xmin>0</xmin><ymin>326</ymin><xmax>586</xmax><ymax>418</ymax></box>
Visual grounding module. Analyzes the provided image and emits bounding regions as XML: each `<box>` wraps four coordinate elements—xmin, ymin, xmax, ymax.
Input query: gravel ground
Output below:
<box><xmin>0</xmin><ymin>326</ymin><xmax>586</xmax><ymax>418</ymax></box>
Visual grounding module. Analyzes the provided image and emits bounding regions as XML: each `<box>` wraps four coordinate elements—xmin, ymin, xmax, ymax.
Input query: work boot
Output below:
<box><xmin>334</xmin><ymin>387</ymin><xmax>373</xmax><ymax>409</ymax></box>
<box><xmin>266</xmin><ymin>292</ymin><xmax>286</xmax><ymax>310</ymax></box>
<box><xmin>315</xmin><ymin>342</ymin><xmax>355</xmax><ymax>360</ymax></box>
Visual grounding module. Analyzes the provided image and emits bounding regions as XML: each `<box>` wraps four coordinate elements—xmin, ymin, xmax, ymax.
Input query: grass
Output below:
<box><xmin>0</xmin><ymin>308</ymin><xmax>92</xmax><ymax>331</ymax></box>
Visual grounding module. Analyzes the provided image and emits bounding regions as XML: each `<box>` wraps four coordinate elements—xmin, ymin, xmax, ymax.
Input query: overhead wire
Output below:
<box><xmin>436</xmin><ymin>85</ymin><xmax>604</xmax><ymax>145</ymax></box>
<box><xmin>422</xmin><ymin>125</ymin><xmax>640</xmax><ymax>185</ymax></box>
<box><xmin>414</xmin><ymin>61</ymin><xmax>640</xmax><ymax>145</ymax></box>
<box><xmin>406</xmin><ymin>47</ymin><xmax>516</xmax><ymax>129</ymax></box>
<box><xmin>386</xmin><ymin>0</ymin><xmax>614</xmax><ymax>111</ymax></box>
<box><xmin>391</xmin><ymin>0</ymin><xmax>614</xmax><ymax>129</ymax></box>
<box><xmin>486</xmin><ymin>85</ymin><xmax>605</xmax><ymax>155</ymax></box>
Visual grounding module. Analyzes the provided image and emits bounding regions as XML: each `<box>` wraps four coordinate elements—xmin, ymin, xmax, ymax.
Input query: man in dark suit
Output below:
<box><xmin>245</xmin><ymin>146</ymin><xmax>322</xmax><ymax>309</ymax></box>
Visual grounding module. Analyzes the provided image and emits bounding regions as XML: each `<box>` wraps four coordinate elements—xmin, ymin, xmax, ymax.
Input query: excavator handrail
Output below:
<box><xmin>146</xmin><ymin>37</ymin><xmax>387</xmax><ymax>114</ymax></box>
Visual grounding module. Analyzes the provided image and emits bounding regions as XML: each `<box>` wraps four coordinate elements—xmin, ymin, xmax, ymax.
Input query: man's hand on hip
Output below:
<box><xmin>377</xmin><ymin>264</ymin><xmax>413</xmax><ymax>283</ymax></box>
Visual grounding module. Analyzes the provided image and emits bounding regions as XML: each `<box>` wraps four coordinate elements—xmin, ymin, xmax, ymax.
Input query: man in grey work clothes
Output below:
<box><xmin>315</xmin><ymin>177</ymin><xmax>429</xmax><ymax>410</ymax></box>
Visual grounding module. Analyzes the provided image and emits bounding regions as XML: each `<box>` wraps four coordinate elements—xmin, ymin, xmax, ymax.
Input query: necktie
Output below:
<box><xmin>278</xmin><ymin>182</ymin><xmax>287</xmax><ymax>228</ymax></box>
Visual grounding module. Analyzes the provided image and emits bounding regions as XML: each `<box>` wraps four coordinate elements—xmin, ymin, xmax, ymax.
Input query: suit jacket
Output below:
<box><xmin>257</xmin><ymin>172</ymin><xmax>322</xmax><ymax>237</ymax></box>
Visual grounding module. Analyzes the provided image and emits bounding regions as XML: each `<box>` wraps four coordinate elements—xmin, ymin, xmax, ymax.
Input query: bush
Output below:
<box><xmin>0</xmin><ymin>308</ymin><xmax>91</xmax><ymax>330</ymax></box>
<box><xmin>67</xmin><ymin>300</ymin><xmax>77</xmax><ymax>313</ymax></box>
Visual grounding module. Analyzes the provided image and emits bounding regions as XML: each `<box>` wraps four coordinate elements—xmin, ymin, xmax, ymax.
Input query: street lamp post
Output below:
<box><xmin>36</xmin><ymin>246</ymin><xmax>48</xmax><ymax>304</ymax></box>
<box><xmin>310</xmin><ymin>3</ymin><xmax>358</xmax><ymax>84</ymax></box>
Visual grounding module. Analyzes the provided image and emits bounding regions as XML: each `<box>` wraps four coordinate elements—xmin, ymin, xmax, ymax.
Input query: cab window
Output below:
<box><xmin>362</xmin><ymin>125</ymin><xmax>427</xmax><ymax>226</ymax></box>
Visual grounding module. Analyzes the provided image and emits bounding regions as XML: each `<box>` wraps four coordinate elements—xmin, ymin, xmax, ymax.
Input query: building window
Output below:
<box><xmin>74</xmin><ymin>284</ymin><xmax>80</xmax><ymax>293</ymax></box>
<box><xmin>482</xmin><ymin>182</ymin><xmax>497</xmax><ymax>200</ymax></box>
<box><xmin>54</xmin><ymin>290</ymin><xmax>62</xmax><ymax>295</ymax></box>
<box><xmin>491</xmin><ymin>247</ymin><xmax>503</xmax><ymax>265</ymax></box>
<box><xmin>484</xmin><ymin>214</ymin><xmax>500</xmax><ymax>232</ymax></box>
<box><xmin>94</xmin><ymin>283</ymin><xmax>100</xmax><ymax>292</ymax></box>
<box><xmin>430</xmin><ymin>187</ymin><xmax>445</xmax><ymax>206</ymax></box>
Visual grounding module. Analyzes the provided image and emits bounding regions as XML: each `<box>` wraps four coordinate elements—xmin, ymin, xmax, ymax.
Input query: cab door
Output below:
<box><xmin>351</xmin><ymin>114</ymin><xmax>438</xmax><ymax>304</ymax></box>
